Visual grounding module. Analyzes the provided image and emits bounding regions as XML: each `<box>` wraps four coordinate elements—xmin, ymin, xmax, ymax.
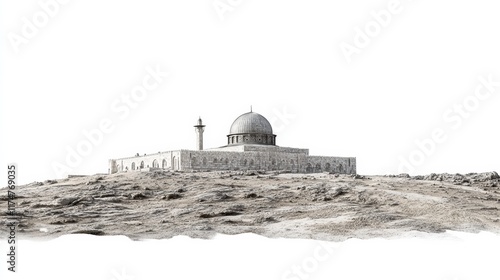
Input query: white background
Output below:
<box><xmin>1</xmin><ymin>231</ymin><xmax>500</xmax><ymax>280</ymax></box>
<box><xmin>1</xmin><ymin>2</ymin><xmax>500</xmax><ymax>279</ymax></box>
<box><xmin>1</xmin><ymin>0</ymin><xmax>499</xmax><ymax>184</ymax></box>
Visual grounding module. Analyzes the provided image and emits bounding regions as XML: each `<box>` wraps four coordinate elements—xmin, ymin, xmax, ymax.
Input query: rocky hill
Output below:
<box><xmin>1</xmin><ymin>170</ymin><xmax>499</xmax><ymax>241</ymax></box>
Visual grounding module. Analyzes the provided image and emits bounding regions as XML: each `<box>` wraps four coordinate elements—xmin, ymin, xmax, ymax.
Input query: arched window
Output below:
<box><xmin>140</xmin><ymin>161</ymin><xmax>144</xmax><ymax>169</ymax></box>
<box><xmin>162</xmin><ymin>159</ymin><xmax>167</xmax><ymax>169</ymax></box>
<box><xmin>315</xmin><ymin>163</ymin><xmax>322</xmax><ymax>173</ymax></box>
<box><xmin>306</xmin><ymin>163</ymin><xmax>313</xmax><ymax>173</ymax></box>
<box><xmin>152</xmin><ymin>159</ymin><xmax>158</xmax><ymax>168</ymax></box>
<box><xmin>131</xmin><ymin>162</ymin><xmax>136</xmax><ymax>170</ymax></box>
<box><xmin>325</xmin><ymin>163</ymin><xmax>331</xmax><ymax>172</ymax></box>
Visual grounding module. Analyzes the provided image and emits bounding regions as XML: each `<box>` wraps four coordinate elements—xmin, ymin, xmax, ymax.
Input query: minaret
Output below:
<box><xmin>194</xmin><ymin>117</ymin><xmax>205</xmax><ymax>150</ymax></box>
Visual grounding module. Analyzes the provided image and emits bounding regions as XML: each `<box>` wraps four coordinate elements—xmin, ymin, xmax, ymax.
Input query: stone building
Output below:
<box><xmin>108</xmin><ymin>110</ymin><xmax>356</xmax><ymax>174</ymax></box>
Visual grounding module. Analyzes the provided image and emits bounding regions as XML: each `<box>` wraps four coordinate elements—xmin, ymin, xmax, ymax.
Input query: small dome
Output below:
<box><xmin>229</xmin><ymin>112</ymin><xmax>273</xmax><ymax>135</ymax></box>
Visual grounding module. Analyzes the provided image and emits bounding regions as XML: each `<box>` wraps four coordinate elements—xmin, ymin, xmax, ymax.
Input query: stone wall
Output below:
<box><xmin>305</xmin><ymin>156</ymin><xmax>356</xmax><ymax>174</ymax></box>
<box><xmin>110</xmin><ymin>151</ymin><xmax>182</xmax><ymax>173</ymax></box>
<box><xmin>179</xmin><ymin>149</ymin><xmax>309</xmax><ymax>172</ymax></box>
<box><xmin>180</xmin><ymin>150</ymin><xmax>356</xmax><ymax>174</ymax></box>
<box><xmin>110</xmin><ymin>149</ymin><xmax>356</xmax><ymax>175</ymax></box>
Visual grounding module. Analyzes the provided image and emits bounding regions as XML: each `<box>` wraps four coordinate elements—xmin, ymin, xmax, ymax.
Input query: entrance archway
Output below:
<box><xmin>306</xmin><ymin>163</ymin><xmax>313</xmax><ymax>173</ymax></box>
<box><xmin>172</xmin><ymin>156</ymin><xmax>179</xmax><ymax>171</ymax></box>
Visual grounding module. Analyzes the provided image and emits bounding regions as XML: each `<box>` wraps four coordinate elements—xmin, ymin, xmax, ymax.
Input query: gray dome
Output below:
<box><xmin>229</xmin><ymin>112</ymin><xmax>273</xmax><ymax>135</ymax></box>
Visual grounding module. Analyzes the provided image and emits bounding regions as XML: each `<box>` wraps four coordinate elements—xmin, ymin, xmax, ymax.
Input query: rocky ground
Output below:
<box><xmin>1</xmin><ymin>170</ymin><xmax>499</xmax><ymax>241</ymax></box>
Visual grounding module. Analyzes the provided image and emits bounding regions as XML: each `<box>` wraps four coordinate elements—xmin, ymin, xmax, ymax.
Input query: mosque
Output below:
<box><xmin>108</xmin><ymin>110</ymin><xmax>356</xmax><ymax>174</ymax></box>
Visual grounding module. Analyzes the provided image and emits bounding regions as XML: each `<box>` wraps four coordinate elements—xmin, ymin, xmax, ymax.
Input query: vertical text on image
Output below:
<box><xmin>6</xmin><ymin>164</ymin><xmax>18</xmax><ymax>272</ymax></box>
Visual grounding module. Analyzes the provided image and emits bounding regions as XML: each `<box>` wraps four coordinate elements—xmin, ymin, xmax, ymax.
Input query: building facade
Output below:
<box><xmin>108</xmin><ymin>111</ymin><xmax>356</xmax><ymax>174</ymax></box>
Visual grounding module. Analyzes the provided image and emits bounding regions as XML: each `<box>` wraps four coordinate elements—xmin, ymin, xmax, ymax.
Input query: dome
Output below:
<box><xmin>229</xmin><ymin>112</ymin><xmax>273</xmax><ymax>135</ymax></box>
<box><xmin>227</xmin><ymin>111</ymin><xmax>276</xmax><ymax>146</ymax></box>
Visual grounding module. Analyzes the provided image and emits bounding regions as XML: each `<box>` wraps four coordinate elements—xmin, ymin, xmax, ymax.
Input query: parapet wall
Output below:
<box><xmin>208</xmin><ymin>144</ymin><xmax>309</xmax><ymax>155</ymax></box>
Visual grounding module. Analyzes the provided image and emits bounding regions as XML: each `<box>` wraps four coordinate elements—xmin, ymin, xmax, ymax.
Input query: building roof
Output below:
<box><xmin>229</xmin><ymin>112</ymin><xmax>273</xmax><ymax>135</ymax></box>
